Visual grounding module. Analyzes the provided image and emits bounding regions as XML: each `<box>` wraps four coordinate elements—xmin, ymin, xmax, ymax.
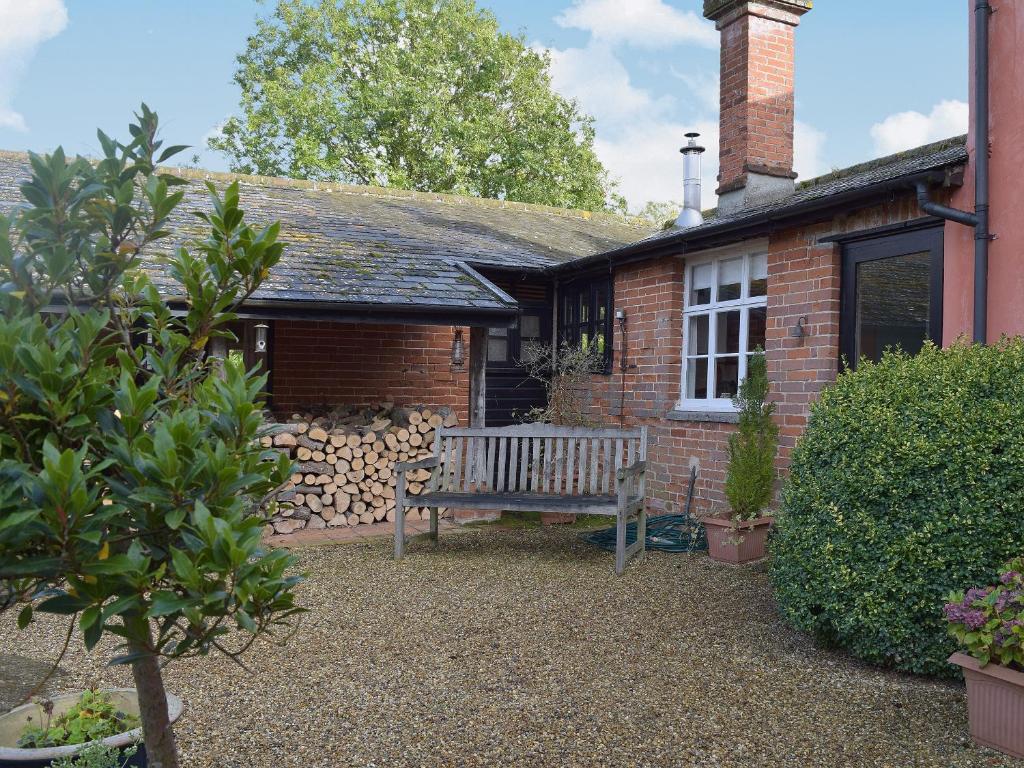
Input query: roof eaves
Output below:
<box><xmin>556</xmin><ymin>137</ymin><xmax>969</xmax><ymax>275</ymax></box>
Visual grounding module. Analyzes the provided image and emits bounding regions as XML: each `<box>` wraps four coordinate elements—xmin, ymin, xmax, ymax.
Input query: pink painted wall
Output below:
<box><xmin>944</xmin><ymin>0</ymin><xmax>1024</xmax><ymax>344</ymax></box>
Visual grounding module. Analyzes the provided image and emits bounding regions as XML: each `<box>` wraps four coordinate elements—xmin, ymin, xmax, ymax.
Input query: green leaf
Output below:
<box><xmin>17</xmin><ymin>605</ymin><xmax>32</xmax><ymax>629</ymax></box>
<box><xmin>37</xmin><ymin>593</ymin><xmax>91</xmax><ymax>615</ymax></box>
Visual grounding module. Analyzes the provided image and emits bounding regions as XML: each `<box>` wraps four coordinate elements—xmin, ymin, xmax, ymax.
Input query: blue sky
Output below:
<box><xmin>0</xmin><ymin>0</ymin><xmax>969</xmax><ymax>211</ymax></box>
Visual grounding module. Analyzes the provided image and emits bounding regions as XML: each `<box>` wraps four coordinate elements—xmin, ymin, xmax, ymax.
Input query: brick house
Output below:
<box><xmin>0</xmin><ymin>0</ymin><xmax>1015</xmax><ymax>520</ymax></box>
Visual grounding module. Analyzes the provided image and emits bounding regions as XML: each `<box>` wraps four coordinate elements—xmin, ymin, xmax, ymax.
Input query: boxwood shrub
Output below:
<box><xmin>770</xmin><ymin>340</ymin><xmax>1024</xmax><ymax>677</ymax></box>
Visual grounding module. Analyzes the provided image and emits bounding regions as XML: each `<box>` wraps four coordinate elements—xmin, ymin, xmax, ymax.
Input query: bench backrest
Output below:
<box><xmin>432</xmin><ymin>424</ymin><xmax>647</xmax><ymax>496</ymax></box>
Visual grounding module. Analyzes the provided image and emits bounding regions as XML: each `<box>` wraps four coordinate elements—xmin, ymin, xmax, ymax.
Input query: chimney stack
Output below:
<box><xmin>703</xmin><ymin>0</ymin><xmax>812</xmax><ymax>214</ymax></box>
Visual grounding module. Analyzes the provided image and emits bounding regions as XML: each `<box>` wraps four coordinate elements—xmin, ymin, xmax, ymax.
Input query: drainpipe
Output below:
<box><xmin>915</xmin><ymin>0</ymin><xmax>993</xmax><ymax>344</ymax></box>
<box><xmin>973</xmin><ymin>0</ymin><xmax>992</xmax><ymax>345</ymax></box>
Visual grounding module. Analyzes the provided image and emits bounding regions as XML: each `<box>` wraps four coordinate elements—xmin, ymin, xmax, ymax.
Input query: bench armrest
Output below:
<box><xmin>396</xmin><ymin>456</ymin><xmax>440</xmax><ymax>473</ymax></box>
<box><xmin>616</xmin><ymin>460</ymin><xmax>647</xmax><ymax>481</ymax></box>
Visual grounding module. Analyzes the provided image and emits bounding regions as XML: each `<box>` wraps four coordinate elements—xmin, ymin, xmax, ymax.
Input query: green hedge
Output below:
<box><xmin>770</xmin><ymin>341</ymin><xmax>1024</xmax><ymax>676</ymax></box>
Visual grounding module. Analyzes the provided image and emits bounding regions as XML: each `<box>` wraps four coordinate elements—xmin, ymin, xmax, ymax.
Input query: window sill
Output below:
<box><xmin>666</xmin><ymin>409</ymin><xmax>740</xmax><ymax>424</ymax></box>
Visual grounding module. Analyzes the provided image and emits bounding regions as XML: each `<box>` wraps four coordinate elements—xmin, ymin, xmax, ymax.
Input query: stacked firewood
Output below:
<box><xmin>262</xmin><ymin>403</ymin><xmax>457</xmax><ymax>535</ymax></box>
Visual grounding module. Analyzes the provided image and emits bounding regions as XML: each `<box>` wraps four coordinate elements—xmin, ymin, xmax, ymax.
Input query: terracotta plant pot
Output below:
<box><xmin>0</xmin><ymin>688</ymin><xmax>184</xmax><ymax>768</ymax></box>
<box><xmin>703</xmin><ymin>515</ymin><xmax>773</xmax><ymax>564</ymax></box>
<box><xmin>949</xmin><ymin>652</ymin><xmax>1024</xmax><ymax>758</ymax></box>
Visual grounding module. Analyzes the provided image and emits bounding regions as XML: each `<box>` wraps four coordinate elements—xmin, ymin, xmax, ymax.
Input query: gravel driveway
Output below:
<box><xmin>2</xmin><ymin>527</ymin><xmax>1021</xmax><ymax>768</ymax></box>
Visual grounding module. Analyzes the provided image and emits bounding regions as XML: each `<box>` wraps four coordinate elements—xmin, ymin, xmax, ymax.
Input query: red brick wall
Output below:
<box><xmin>269</xmin><ymin>320</ymin><xmax>470</xmax><ymax>423</ymax></box>
<box><xmin>581</xmin><ymin>193</ymin><xmax>930</xmax><ymax>516</ymax></box>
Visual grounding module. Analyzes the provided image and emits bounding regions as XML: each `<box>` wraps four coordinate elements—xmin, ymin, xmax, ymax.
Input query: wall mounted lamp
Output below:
<box><xmin>451</xmin><ymin>329</ymin><xmax>465</xmax><ymax>369</ymax></box>
<box><xmin>790</xmin><ymin>316</ymin><xmax>808</xmax><ymax>339</ymax></box>
<box><xmin>254</xmin><ymin>323</ymin><xmax>269</xmax><ymax>353</ymax></box>
<box><xmin>209</xmin><ymin>336</ymin><xmax>227</xmax><ymax>359</ymax></box>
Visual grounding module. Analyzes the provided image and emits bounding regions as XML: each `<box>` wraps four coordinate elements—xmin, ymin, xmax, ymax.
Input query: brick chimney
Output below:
<box><xmin>703</xmin><ymin>0</ymin><xmax>812</xmax><ymax>214</ymax></box>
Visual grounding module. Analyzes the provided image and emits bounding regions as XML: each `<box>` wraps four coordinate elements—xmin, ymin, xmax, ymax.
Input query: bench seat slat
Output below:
<box><xmin>421</xmin><ymin>492</ymin><xmax>619</xmax><ymax>514</ymax></box>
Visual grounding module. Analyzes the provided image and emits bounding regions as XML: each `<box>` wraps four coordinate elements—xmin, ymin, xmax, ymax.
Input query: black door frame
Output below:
<box><xmin>840</xmin><ymin>224</ymin><xmax>944</xmax><ymax>370</ymax></box>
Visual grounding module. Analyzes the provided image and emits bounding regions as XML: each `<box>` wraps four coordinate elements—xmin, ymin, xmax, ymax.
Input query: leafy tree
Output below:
<box><xmin>636</xmin><ymin>200</ymin><xmax>683</xmax><ymax>229</ymax></box>
<box><xmin>724</xmin><ymin>351</ymin><xmax>778</xmax><ymax>519</ymax></box>
<box><xmin>0</xmin><ymin>107</ymin><xmax>302</xmax><ymax>768</ymax></box>
<box><xmin>209</xmin><ymin>0</ymin><xmax>618</xmax><ymax>211</ymax></box>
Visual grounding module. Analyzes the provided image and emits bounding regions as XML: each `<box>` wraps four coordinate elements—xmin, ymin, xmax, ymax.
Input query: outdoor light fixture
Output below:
<box><xmin>209</xmin><ymin>336</ymin><xmax>227</xmax><ymax>359</ymax></box>
<box><xmin>790</xmin><ymin>316</ymin><xmax>808</xmax><ymax>339</ymax></box>
<box><xmin>254</xmin><ymin>323</ymin><xmax>269</xmax><ymax>353</ymax></box>
<box><xmin>451</xmin><ymin>329</ymin><xmax>465</xmax><ymax>368</ymax></box>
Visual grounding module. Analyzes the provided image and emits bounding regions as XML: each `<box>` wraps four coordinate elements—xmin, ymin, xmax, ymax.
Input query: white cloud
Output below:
<box><xmin>669</xmin><ymin>67</ymin><xmax>719</xmax><ymax>113</ymax></box>
<box><xmin>595</xmin><ymin>119</ymin><xmax>720</xmax><ymax>212</ymax></box>
<box><xmin>794</xmin><ymin>120</ymin><xmax>827</xmax><ymax>181</ymax></box>
<box><xmin>543</xmin><ymin>42</ymin><xmax>671</xmax><ymax>129</ymax></box>
<box><xmin>555</xmin><ymin>0</ymin><xmax>717</xmax><ymax>49</ymax></box>
<box><xmin>0</xmin><ymin>0</ymin><xmax>68</xmax><ymax>131</ymax></box>
<box><xmin>870</xmin><ymin>100</ymin><xmax>968</xmax><ymax>157</ymax></box>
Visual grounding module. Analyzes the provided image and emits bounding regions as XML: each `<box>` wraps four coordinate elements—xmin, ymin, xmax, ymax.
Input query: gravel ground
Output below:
<box><xmin>2</xmin><ymin>527</ymin><xmax>1021</xmax><ymax>768</ymax></box>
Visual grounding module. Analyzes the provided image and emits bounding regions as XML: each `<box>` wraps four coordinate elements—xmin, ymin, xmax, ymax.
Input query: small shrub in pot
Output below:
<box><xmin>704</xmin><ymin>352</ymin><xmax>778</xmax><ymax>563</ymax></box>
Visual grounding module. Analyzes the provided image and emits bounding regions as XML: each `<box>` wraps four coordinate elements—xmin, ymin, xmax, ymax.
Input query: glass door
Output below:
<box><xmin>840</xmin><ymin>225</ymin><xmax>943</xmax><ymax>369</ymax></box>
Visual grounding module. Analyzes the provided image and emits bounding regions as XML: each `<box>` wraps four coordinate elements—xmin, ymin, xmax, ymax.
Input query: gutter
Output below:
<box><xmin>552</xmin><ymin>166</ymin><xmax>958</xmax><ymax>277</ymax></box>
<box><xmin>45</xmin><ymin>296</ymin><xmax>519</xmax><ymax>328</ymax></box>
<box><xmin>916</xmin><ymin>0</ymin><xmax>992</xmax><ymax>344</ymax></box>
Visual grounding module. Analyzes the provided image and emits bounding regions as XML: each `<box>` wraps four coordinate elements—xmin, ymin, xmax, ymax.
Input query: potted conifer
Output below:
<box><xmin>945</xmin><ymin>557</ymin><xmax>1024</xmax><ymax>758</ymax></box>
<box><xmin>703</xmin><ymin>351</ymin><xmax>778</xmax><ymax>564</ymax></box>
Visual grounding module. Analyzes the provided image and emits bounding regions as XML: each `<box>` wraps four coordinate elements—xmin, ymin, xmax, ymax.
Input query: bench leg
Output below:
<box><xmin>429</xmin><ymin>507</ymin><xmax>438</xmax><ymax>541</ymax></box>
<box><xmin>394</xmin><ymin>486</ymin><xmax>406</xmax><ymax>560</ymax></box>
<box><xmin>615</xmin><ymin>508</ymin><xmax>627</xmax><ymax>576</ymax></box>
<box><xmin>636</xmin><ymin>505</ymin><xmax>647</xmax><ymax>564</ymax></box>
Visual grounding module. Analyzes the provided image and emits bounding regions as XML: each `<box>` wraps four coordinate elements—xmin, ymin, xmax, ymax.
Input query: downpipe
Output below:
<box><xmin>916</xmin><ymin>0</ymin><xmax>993</xmax><ymax>344</ymax></box>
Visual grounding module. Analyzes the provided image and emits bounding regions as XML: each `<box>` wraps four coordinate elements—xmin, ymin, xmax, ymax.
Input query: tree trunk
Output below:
<box><xmin>128</xmin><ymin>621</ymin><xmax>180</xmax><ymax>768</ymax></box>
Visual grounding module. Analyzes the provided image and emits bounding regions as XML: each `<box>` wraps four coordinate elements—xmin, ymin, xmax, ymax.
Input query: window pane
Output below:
<box><xmin>747</xmin><ymin>306</ymin><xmax>767</xmax><ymax>352</ymax></box>
<box><xmin>489</xmin><ymin>326</ymin><xmax>508</xmax><ymax>338</ymax></box>
<box><xmin>596</xmin><ymin>285</ymin><xmax>608</xmax><ymax>321</ymax></box>
<box><xmin>715</xmin><ymin>310</ymin><xmax>741</xmax><ymax>355</ymax></box>
<box><xmin>855</xmin><ymin>252</ymin><xmax>931</xmax><ymax>364</ymax></box>
<box><xmin>596</xmin><ymin>332</ymin><xmax>606</xmax><ymax>354</ymax></box>
<box><xmin>579</xmin><ymin>292</ymin><xmax>590</xmax><ymax>323</ymax></box>
<box><xmin>688</xmin><ymin>314</ymin><xmax>709</xmax><ymax>355</ymax></box>
<box><xmin>691</xmin><ymin>263</ymin><xmax>713</xmax><ymax>305</ymax></box>
<box><xmin>718</xmin><ymin>257</ymin><xmax>743</xmax><ymax>301</ymax></box>
<box><xmin>488</xmin><ymin>338</ymin><xmax>508</xmax><ymax>362</ymax></box>
<box><xmin>686</xmin><ymin>357</ymin><xmax>708</xmax><ymax>399</ymax></box>
<box><xmin>749</xmin><ymin>253</ymin><xmax>768</xmax><ymax>298</ymax></box>
<box><xmin>715</xmin><ymin>357</ymin><xmax>740</xmax><ymax>398</ymax></box>
<box><xmin>520</xmin><ymin>314</ymin><xmax>541</xmax><ymax>340</ymax></box>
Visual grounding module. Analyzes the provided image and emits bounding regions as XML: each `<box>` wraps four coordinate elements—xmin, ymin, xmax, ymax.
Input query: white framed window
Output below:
<box><xmin>678</xmin><ymin>243</ymin><xmax>769</xmax><ymax>412</ymax></box>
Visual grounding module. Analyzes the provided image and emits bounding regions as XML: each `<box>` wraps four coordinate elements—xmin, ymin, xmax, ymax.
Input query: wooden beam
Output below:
<box><xmin>469</xmin><ymin>326</ymin><xmax>487</xmax><ymax>427</ymax></box>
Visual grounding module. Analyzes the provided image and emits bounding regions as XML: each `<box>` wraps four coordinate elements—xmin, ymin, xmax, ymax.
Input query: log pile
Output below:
<box><xmin>262</xmin><ymin>403</ymin><xmax>458</xmax><ymax>535</ymax></box>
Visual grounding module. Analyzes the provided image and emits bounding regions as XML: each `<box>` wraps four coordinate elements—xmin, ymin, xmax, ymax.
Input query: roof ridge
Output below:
<box><xmin>0</xmin><ymin>148</ymin><xmax>650</xmax><ymax>231</ymax></box>
<box><xmin>797</xmin><ymin>134</ymin><xmax>968</xmax><ymax>191</ymax></box>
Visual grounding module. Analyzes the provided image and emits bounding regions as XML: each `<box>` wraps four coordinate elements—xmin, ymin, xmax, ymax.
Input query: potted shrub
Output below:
<box><xmin>0</xmin><ymin>108</ymin><xmax>303</xmax><ymax>768</ymax></box>
<box><xmin>945</xmin><ymin>557</ymin><xmax>1024</xmax><ymax>758</ymax></box>
<box><xmin>0</xmin><ymin>688</ymin><xmax>183</xmax><ymax>768</ymax></box>
<box><xmin>703</xmin><ymin>351</ymin><xmax>778</xmax><ymax>564</ymax></box>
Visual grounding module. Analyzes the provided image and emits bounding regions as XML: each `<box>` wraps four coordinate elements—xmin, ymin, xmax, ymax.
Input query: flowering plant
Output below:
<box><xmin>944</xmin><ymin>556</ymin><xmax>1024</xmax><ymax>669</ymax></box>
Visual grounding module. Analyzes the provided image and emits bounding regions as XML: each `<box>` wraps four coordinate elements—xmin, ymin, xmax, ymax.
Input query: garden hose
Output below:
<box><xmin>584</xmin><ymin>467</ymin><xmax>707</xmax><ymax>554</ymax></box>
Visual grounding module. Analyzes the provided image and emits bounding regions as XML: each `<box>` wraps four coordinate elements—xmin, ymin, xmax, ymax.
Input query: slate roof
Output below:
<box><xmin>564</xmin><ymin>135</ymin><xmax>970</xmax><ymax>270</ymax></box>
<box><xmin>0</xmin><ymin>151</ymin><xmax>650</xmax><ymax>319</ymax></box>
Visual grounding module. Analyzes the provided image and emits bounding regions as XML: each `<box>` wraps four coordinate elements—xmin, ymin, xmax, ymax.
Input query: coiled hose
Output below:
<box><xmin>584</xmin><ymin>466</ymin><xmax>707</xmax><ymax>553</ymax></box>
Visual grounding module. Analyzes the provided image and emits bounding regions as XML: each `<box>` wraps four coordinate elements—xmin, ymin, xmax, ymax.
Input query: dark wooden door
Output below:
<box><xmin>485</xmin><ymin>306</ymin><xmax>551</xmax><ymax>426</ymax></box>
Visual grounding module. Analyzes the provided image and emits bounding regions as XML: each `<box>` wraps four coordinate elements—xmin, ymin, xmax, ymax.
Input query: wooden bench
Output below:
<box><xmin>394</xmin><ymin>424</ymin><xmax>648</xmax><ymax>575</ymax></box>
